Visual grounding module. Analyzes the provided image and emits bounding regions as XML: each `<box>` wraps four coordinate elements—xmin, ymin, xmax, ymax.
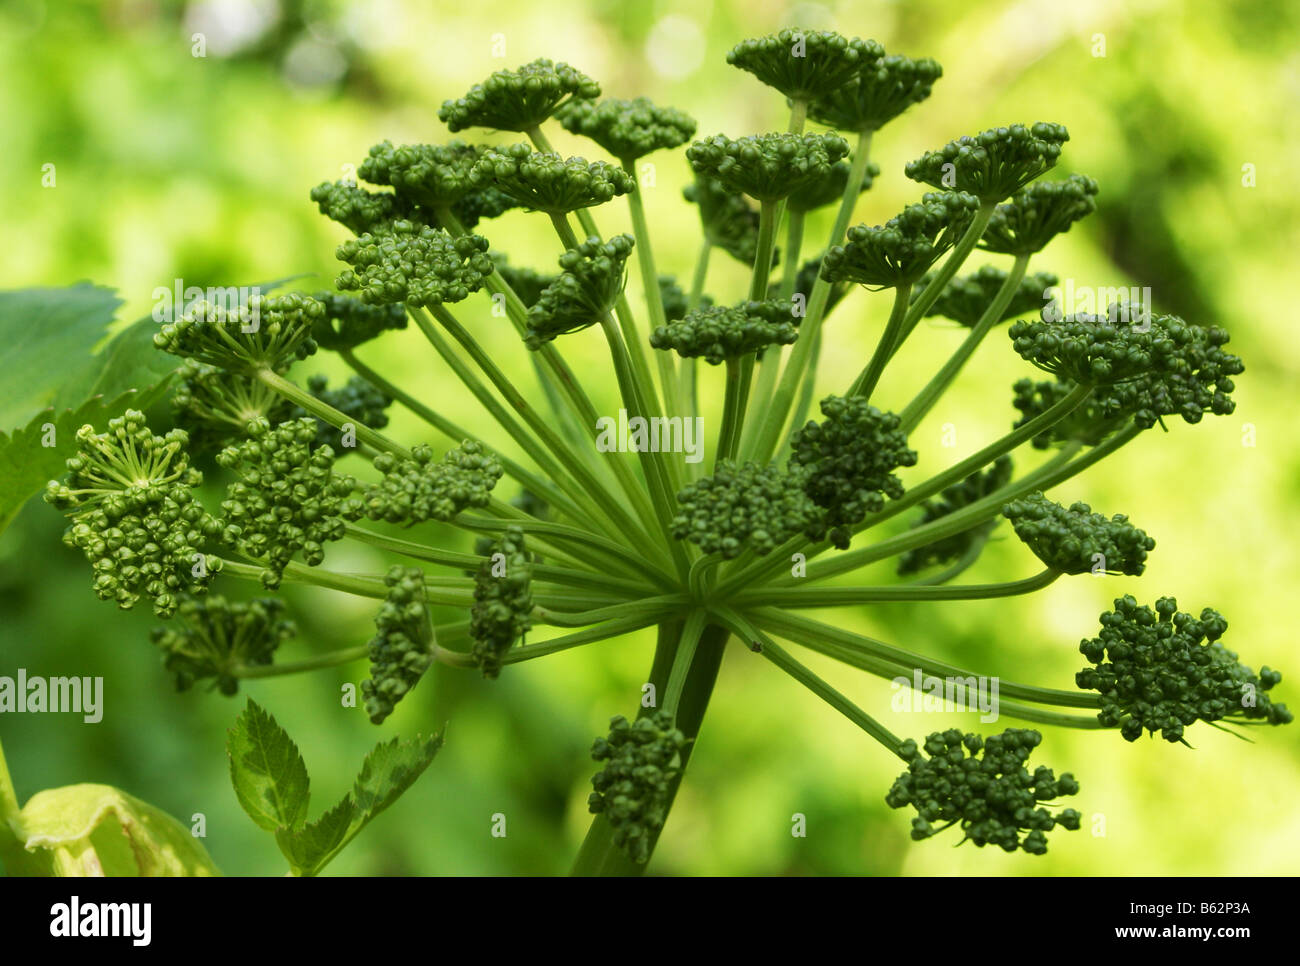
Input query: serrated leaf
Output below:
<box><xmin>274</xmin><ymin>732</ymin><xmax>443</xmax><ymax>876</ymax></box>
<box><xmin>0</xmin><ymin>283</ymin><xmax>123</xmax><ymax>431</ymax></box>
<box><xmin>274</xmin><ymin>799</ymin><xmax>352</xmax><ymax>877</ymax></box>
<box><xmin>227</xmin><ymin>699</ymin><xmax>311</xmax><ymax>833</ymax></box>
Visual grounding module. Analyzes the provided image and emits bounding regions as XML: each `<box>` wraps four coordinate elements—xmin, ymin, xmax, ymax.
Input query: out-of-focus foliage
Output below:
<box><xmin>2</xmin><ymin>0</ymin><xmax>1298</xmax><ymax>876</ymax></box>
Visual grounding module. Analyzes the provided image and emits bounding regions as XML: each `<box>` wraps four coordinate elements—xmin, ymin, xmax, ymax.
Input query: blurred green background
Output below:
<box><xmin>2</xmin><ymin>0</ymin><xmax>1299</xmax><ymax>875</ymax></box>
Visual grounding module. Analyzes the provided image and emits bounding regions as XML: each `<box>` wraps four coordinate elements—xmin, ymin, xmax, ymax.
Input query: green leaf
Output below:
<box><xmin>276</xmin><ymin>732</ymin><xmax>444</xmax><ymax>876</ymax></box>
<box><xmin>0</xmin><ymin>283</ymin><xmax>122</xmax><ymax>431</ymax></box>
<box><xmin>14</xmin><ymin>783</ymin><xmax>220</xmax><ymax>876</ymax></box>
<box><xmin>227</xmin><ymin>698</ymin><xmax>311</xmax><ymax>833</ymax></box>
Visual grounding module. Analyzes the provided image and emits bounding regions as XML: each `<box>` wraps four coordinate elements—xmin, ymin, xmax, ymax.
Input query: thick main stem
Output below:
<box><xmin>570</xmin><ymin>622</ymin><xmax>729</xmax><ymax>875</ymax></box>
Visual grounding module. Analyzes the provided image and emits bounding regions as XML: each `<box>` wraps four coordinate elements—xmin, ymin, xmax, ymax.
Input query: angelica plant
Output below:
<box><xmin>39</xmin><ymin>32</ymin><xmax>1290</xmax><ymax>876</ymax></box>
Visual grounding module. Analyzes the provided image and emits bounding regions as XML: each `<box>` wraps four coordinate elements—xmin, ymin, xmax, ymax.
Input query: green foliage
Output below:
<box><xmin>438</xmin><ymin>58</ymin><xmax>600</xmax><ymax>133</ymax></box>
<box><xmin>470</xmin><ymin>144</ymin><xmax>635</xmax><ymax>214</ymax></box>
<box><xmin>1078</xmin><ymin>596</ymin><xmax>1292</xmax><ymax>743</ymax></box>
<box><xmin>820</xmin><ymin>192</ymin><xmax>980</xmax><ymax>287</ymax></box>
<box><xmin>808</xmin><ymin>53</ymin><xmax>943</xmax><ymax>132</ymax></box>
<box><xmin>687</xmin><ymin>132</ymin><xmax>851</xmax><ymax>203</ymax></box>
<box><xmin>525</xmin><ymin>234</ymin><xmax>635</xmax><ymax>348</ymax></box>
<box><xmin>359</xmin><ymin>442</ymin><xmax>502</xmax><ymax>525</ymax></box>
<box><xmin>905</xmin><ymin>123</ymin><xmax>1070</xmax><ymax>202</ymax></box>
<box><xmin>886</xmin><ymin>729</ymin><xmax>1081</xmax><ymax>855</ymax></box>
<box><xmin>215</xmin><ymin>419</ymin><xmax>361</xmax><ymax>588</ymax></box>
<box><xmin>682</xmin><ymin>176</ymin><xmax>775</xmax><ymax>266</ymax></box>
<box><xmin>363</xmin><ymin>566</ymin><xmax>436</xmax><ymax>724</ymax></box>
<box><xmin>588</xmin><ymin>710</ymin><xmax>688</xmax><ymax>863</ymax></box>
<box><xmin>470</xmin><ymin>527</ymin><xmax>534</xmax><ymax>678</ymax></box>
<box><xmin>650</xmin><ymin>299</ymin><xmax>799</xmax><ymax>364</ymax></box>
<box><xmin>727</xmin><ymin>29</ymin><xmax>883</xmax><ymax>101</ymax></box>
<box><xmin>671</xmin><ymin>461</ymin><xmax>823</xmax><ymax>558</ymax></box>
<box><xmin>981</xmin><ymin>174</ymin><xmax>1100</xmax><ymax>255</ymax></box>
<box><xmin>1002</xmin><ymin>492</ymin><xmax>1155</xmax><ymax>576</ymax></box>
<box><xmin>789</xmin><ymin>395</ymin><xmax>917</xmax><ymax>548</ymax></box>
<box><xmin>1008</xmin><ymin>308</ymin><xmax>1245</xmax><ymax>426</ymax></box>
<box><xmin>918</xmin><ymin>265</ymin><xmax>1058</xmax><ymax>327</ymax></box>
<box><xmin>897</xmin><ymin>456</ymin><xmax>1013</xmax><ymax>575</ymax></box>
<box><xmin>44</xmin><ymin>410</ymin><xmax>221</xmax><ymax>617</ymax></box>
<box><xmin>152</xmin><ymin>595</ymin><xmax>295</xmax><ymax>695</ymax></box>
<box><xmin>557</xmin><ymin>97</ymin><xmax>697</xmax><ymax>161</ymax></box>
<box><xmin>336</xmin><ymin>222</ymin><xmax>494</xmax><ymax>307</ymax></box>
<box><xmin>156</xmin><ymin>293</ymin><xmax>323</xmax><ymax>373</ymax></box>
<box><xmin>228</xmin><ymin>699</ymin><xmax>442</xmax><ymax>875</ymax></box>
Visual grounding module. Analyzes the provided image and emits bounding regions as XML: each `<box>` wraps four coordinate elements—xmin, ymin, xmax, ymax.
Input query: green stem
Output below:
<box><xmin>896</xmin><ymin>199</ymin><xmax>997</xmax><ymax>346</ymax></box>
<box><xmin>254</xmin><ymin>368</ymin><xmax>406</xmax><ymax>457</ymax></box>
<box><xmin>900</xmin><ymin>253</ymin><xmax>1032</xmax><ymax>433</ymax></box>
<box><xmin>682</xmin><ymin>240</ymin><xmax>712</xmax><ymax>427</ymax></box>
<box><xmin>0</xmin><ymin>738</ymin><xmax>20</xmax><ymax>825</ymax></box>
<box><xmin>570</xmin><ymin>622</ymin><xmax>729</xmax><ymax>875</ymax></box>
<box><xmin>663</xmin><ymin>610</ymin><xmax>707</xmax><ymax>714</ymax></box>
<box><xmin>715</xmin><ymin>358</ymin><xmax>746</xmax><ymax>467</ymax></box>
<box><xmin>535</xmin><ymin>594</ymin><xmax>689</xmax><ymax>628</ymax></box>
<box><xmin>338</xmin><ymin>348</ymin><xmax>585</xmax><ymax>524</ymax></box>
<box><xmin>501</xmin><ymin>614</ymin><xmax>664</xmax><ymax>664</ymax></box>
<box><xmin>234</xmin><ymin>644</ymin><xmax>369</xmax><ymax>677</ymax></box>
<box><xmin>687</xmin><ymin>239</ymin><xmax>712</xmax><ymax>311</ymax></box>
<box><xmin>622</xmin><ymin>157</ymin><xmax>683</xmax><ymax>418</ymax></box>
<box><xmin>752</xmin><ymin>608</ymin><xmax>1100</xmax><ymax>710</ymax></box>
<box><xmin>720</xmin><ymin>609</ymin><xmax>904</xmax><ymax>756</ymax></box>
<box><xmin>750</xmin><ymin>128</ymin><xmax>874</xmax><ymax>464</ymax></box>
<box><xmin>735</xmin><ymin>567</ymin><xmax>1060</xmax><ymax>608</ymax></box>
<box><xmin>848</xmin><ymin>279</ymin><xmax>913</xmax><ymax>400</ymax></box>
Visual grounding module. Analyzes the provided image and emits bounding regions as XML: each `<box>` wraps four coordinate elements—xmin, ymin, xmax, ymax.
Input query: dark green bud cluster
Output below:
<box><xmin>820</xmin><ymin>192</ymin><xmax>980</xmax><ymax>288</ymax></box>
<box><xmin>682</xmin><ymin>177</ymin><xmax>775</xmax><ymax>266</ymax></box>
<box><xmin>310</xmin><ymin>180</ymin><xmax>417</xmax><ymax>235</ymax></box>
<box><xmin>588</xmin><ymin>710</ymin><xmax>688</xmax><ymax>864</ymax></box>
<box><xmin>171</xmin><ymin>360</ymin><xmax>292</xmax><ymax>449</ymax></box>
<box><xmin>470</xmin><ymin>527</ymin><xmax>533</xmax><ymax>679</ymax></box>
<box><xmin>309</xmin><ymin>291</ymin><xmax>408</xmax><ymax>351</ymax></box>
<box><xmin>360</xmin><ymin>442</ymin><xmax>503</xmax><ymax>526</ymax></box>
<box><xmin>657</xmin><ymin>275</ymin><xmax>706</xmax><ymax>322</ymax></box>
<box><xmin>671</xmin><ymin>460</ymin><xmax>823</xmax><ymax>559</ymax></box>
<box><xmin>918</xmin><ymin>265</ymin><xmax>1058</xmax><ymax>327</ymax></box>
<box><xmin>151</xmin><ymin>595</ymin><xmax>294</xmax><ymax>695</ymax></box>
<box><xmin>363</xmin><ymin>565</ymin><xmax>435</xmax><ymax>724</ymax></box>
<box><xmin>786</xmin><ymin>159</ymin><xmax>879</xmax><ymax>214</ymax></box>
<box><xmin>1011</xmin><ymin>377</ymin><xmax>1126</xmax><ymax>448</ymax></box>
<box><xmin>727</xmin><ymin>30</ymin><xmax>883</xmax><ymax>101</ymax></box>
<box><xmin>216</xmin><ymin>419</ymin><xmax>361</xmax><ymax>588</ymax></box>
<box><xmin>793</xmin><ymin>257</ymin><xmax>849</xmax><ymax>318</ymax></box>
<box><xmin>525</xmin><ymin>234</ymin><xmax>635</xmax><ymax>349</ymax></box>
<box><xmin>808</xmin><ymin>53</ymin><xmax>943</xmax><ymax>132</ymax></box>
<box><xmin>557</xmin><ymin>96</ymin><xmax>697</xmax><ymax>161</ymax></box>
<box><xmin>897</xmin><ymin>455</ymin><xmax>1013</xmax><ymax>575</ymax></box>
<box><xmin>789</xmin><ymin>396</ymin><xmax>917</xmax><ymax>549</ymax></box>
<box><xmin>981</xmin><ymin>174</ymin><xmax>1100</xmax><ymax>255</ymax></box>
<box><xmin>448</xmin><ymin>184</ymin><xmax>519</xmax><ymax>229</ymax></box>
<box><xmin>1008</xmin><ymin>309</ymin><xmax>1245</xmax><ymax>425</ymax></box>
<box><xmin>905</xmin><ymin>122</ymin><xmax>1070</xmax><ymax>202</ymax></box>
<box><xmin>687</xmin><ymin>132</ymin><xmax>850</xmax><ymax>204</ymax></box>
<box><xmin>492</xmin><ymin>255</ymin><xmax>557</xmax><ymax>308</ymax></box>
<box><xmin>298</xmin><ymin>375</ymin><xmax>393</xmax><ymax>452</ymax></box>
<box><xmin>357</xmin><ymin>140</ymin><xmax>482</xmax><ymax>209</ymax></box>
<box><xmin>1002</xmin><ymin>491</ymin><xmax>1154</xmax><ymax>576</ymax></box>
<box><xmin>1078</xmin><ymin>596</ymin><xmax>1292</xmax><ymax>742</ymax></box>
<box><xmin>336</xmin><ymin>221</ymin><xmax>494</xmax><ymax>307</ymax></box>
<box><xmin>45</xmin><ymin>411</ymin><xmax>222</xmax><ymax>617</ymax></box>
<box><xmin>649</xmin><ymin>299</ymin><xmax>798</xmax><ymax>365</ymax></box>
<box><xmin>886</xmin><ymin>728</ymin><xmax>1081</xmax><ymax>855</ymax></box>
<box><xmin>155</xmin><ymin>294</ymin><xmax>323</xmax><ymax>373</ymax></box>
<box><xmin>438</xmin><ymin>58</ymin><xmax>600</xmax><ymax>133</ymax></box>
<box><xmin>469</xmin><ymin>144</ymin><xmax>634</xmax><ymax>214</ymax></box>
